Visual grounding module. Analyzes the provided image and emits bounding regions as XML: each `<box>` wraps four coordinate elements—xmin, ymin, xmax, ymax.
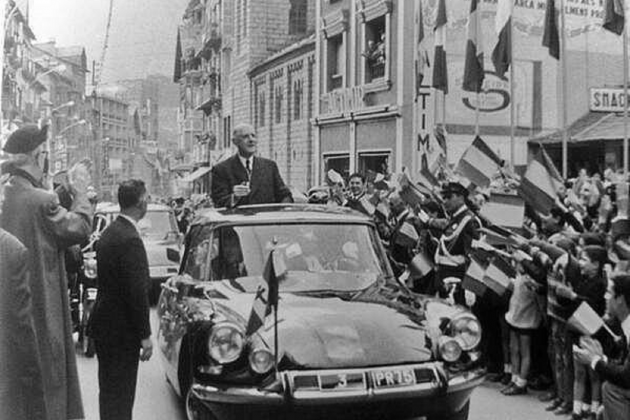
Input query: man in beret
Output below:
<box><xmin>426</xmin><ymin>181</ymin><xmax>480</xmax><ymax>305</ymax></box>
<box><xmin>0</xmin><ymin>124</ymin><xmax>92</xmax><ymax>420</ymax></box>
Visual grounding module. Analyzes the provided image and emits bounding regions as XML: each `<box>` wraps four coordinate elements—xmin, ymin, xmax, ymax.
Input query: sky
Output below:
<box><xmin>27</xmin><ymin>0</ymin><xmax>189</xmax><ymax>83</ymax></box>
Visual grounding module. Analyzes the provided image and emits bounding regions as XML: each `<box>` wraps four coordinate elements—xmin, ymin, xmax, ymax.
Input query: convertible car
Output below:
<box><xmin>157</xmin><ymin>204</ymin><xmax>485</xmax><ymax>420</ymax></box>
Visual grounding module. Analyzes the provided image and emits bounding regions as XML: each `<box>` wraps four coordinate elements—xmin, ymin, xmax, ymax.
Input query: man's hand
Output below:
<box><xmin>580</xmin><ymin>336</ymin><xmax>604</xmax><ymax>357</ymax></box>
<box><xmin>555</xmin><ymin>284</ymin><xmax>577</xmax><ymax>300</ymax></box>
<box><xmin>233</xmin><ymin>182</ymin><xmax>250</xmax><ymax>198</ymax></box>
<box><xmin>573</xmin><ymin>345</ymin><xmax>593</xmax><ymax>365</ymax></box>
<box><xmin>68</xmin><ymin>161</ymin><xmax>92</xmax><ymax>195</ymax></box>
<box><xmin>140</xmin><ymin>337</ymin><xmax>153</xmax><ymax>361</ymax></box>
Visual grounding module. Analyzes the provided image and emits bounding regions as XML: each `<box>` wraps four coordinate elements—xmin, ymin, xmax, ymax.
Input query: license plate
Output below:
<box><xmin>371</xmin><ymin>368</ymin><xmax>416</xmax><ymax>388</ymax></box>
<box><xmin>319</xmin><ymin>372</ymin><xmax>366</xmax><ymax>391</ymax></box>
<box><xmin>86</xmin><ymin>289</ymin><xmax>98</xmax><ymax>300</ymax></box>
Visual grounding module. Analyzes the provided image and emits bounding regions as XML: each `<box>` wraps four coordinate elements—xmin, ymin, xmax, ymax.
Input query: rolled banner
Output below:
<box><xmin>409</xmin><ymin>250</ymin><xmax>434</xmax><ymax>278</ymax></box>
<box><xmin>567</xmin><ymin>301</ymin><xmax>603</xmax><ymax>336</ymax></box>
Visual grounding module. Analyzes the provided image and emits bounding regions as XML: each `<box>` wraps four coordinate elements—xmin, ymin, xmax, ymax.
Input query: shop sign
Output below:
<box><xmin>320</xmin><ymin>86</ymin><xmax>366</xmax><ymax>115</ymax></box>
<box><xmin>589</xmin><ymin>88</ymin><xmax>630</xmax><ymax>113</ymax></box>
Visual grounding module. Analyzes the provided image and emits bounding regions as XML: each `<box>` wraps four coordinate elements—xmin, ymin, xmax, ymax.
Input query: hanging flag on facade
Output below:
<box><xmin>456</xmin><ymin>136</ymin><xmax>504</xmax><ymax>188</ymax></box>
<box><xmin>432</xmin><ymin>0</ymin><xmax>448</xmax><ymax>93</ymax></box>
<box><xmin>519</xmin><ymin>149</ymin><xmax>558</xmax><ymax>215</ymax></box>
<box><xmin>542</xmin><ymin>0</ymin><xmax>560</xmax><ymax>59</ymax></box>
<box><xmin>492</xmin><ymin>0</ymin><xmax>512</xmax><ymax>77</ymax></box>
<box><xmin>416</xmin><ymin>1</ymin><xmax>430</xmax><ymax>91</ymax></box>
<box><xmin>463</xmin><ymin>0</ymin><xmax>484</xmax><ymax>92</ymax></box>
<box><xmin>603</xmin><ymin>0</ymin><xmax>625</xmax><ymax>35</ymax></box>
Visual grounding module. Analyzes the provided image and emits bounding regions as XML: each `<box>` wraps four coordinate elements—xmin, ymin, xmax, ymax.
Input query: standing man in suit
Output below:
<box><xmin>89</xmin><ymin>180</ymin><xmax>153</xmax><ymax>420</ymax></box>
<box><xmin>574</xmin><ymin>273</ymin><xmax>630</xmax><ymax>420</ymax></box>
<box><xmin>211</xmin><ymin>123</ymin><xmax>292</xmax><ymax>207</ymax></box>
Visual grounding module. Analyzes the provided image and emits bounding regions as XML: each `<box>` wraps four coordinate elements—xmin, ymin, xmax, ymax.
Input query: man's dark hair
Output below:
<box><xmin>348</xmin><ymin>172</ymin><xmax>365</xmax><ymax>183</ymax></box>
<box><xmin>612</xmin><ymin>273</ymin><xmax>630</xmax><ymax>307</ymax></box>
<box><xmin>118</xmin><ymin>179</ymin><xmax>147</xmax><ymax>210</ymax></box>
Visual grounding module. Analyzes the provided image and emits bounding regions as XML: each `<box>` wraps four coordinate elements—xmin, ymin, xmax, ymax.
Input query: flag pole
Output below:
<box><xmin>509</xmin><ymin>11</ymin><xmax>515</xmax><ymax>167</ymax></box>
<box><xmin>475</xmin><ymin>93</ymin><xmax>480</xmax><ymax>136</ymax></box>
<box><xmin>623</xmin><ymin>22</ymin><xmax>628</xmax><ymax>176</ymax></box>
<box><xmin>560</xmin><ymin>0</ymin><xmax>569</xmax><ymax>179</ymax></box>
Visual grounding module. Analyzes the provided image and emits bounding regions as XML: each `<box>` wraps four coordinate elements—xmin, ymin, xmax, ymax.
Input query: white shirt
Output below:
<box><xmin>622</xmin><ymin>315</ymin><xmax>630</xmax><ymax>344</ymax></box>
<box><xmin>238</xmin><ymin>154</ymin><xmax>254</xmax><ymax>177</ymax></box>
<box><xmin>119</xmin><ymin>214</ymin><xmax>140</xmax><ymax>235</ymax></box>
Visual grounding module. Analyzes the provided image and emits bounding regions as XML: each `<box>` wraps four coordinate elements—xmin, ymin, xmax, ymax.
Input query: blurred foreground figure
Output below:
<box><xmin>0</xmin><ymin>227</ymin><xmax>46</xmax><ymax>420</ymax></box>
<box><xmin>0</xmin><ymin>124</ymin><xmax>92</xmax><ymax>420</ymax></box>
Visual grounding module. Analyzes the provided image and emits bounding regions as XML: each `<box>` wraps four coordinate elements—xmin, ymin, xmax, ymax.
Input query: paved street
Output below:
<box><xmin>75</xmin><ymin>313</ymin><xmax>561</xmax><ymax>420</ymax></box>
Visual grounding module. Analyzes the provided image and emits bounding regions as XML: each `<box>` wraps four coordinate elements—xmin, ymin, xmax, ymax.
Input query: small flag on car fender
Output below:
<box><xmin>246</xmin><ymin>249</ymin><xmax>286</xmax><ymax>336</ymax></box>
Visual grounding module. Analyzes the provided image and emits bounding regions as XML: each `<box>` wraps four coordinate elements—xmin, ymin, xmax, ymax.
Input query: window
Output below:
<box><xmin>327</xmin><ymin>35</ymin><xmax>344</xmax><ymax>91</ymax></box>
<box><xmin>274</xmin><ymin>85</ymin><xmax>283</xmax><ymax>124</ymax></box>
<box><xmin>289</xmin><ymin>0</ymin><xmax>308</xmax><ymax>35</ymax></box>
<box><xmin>363</xmin><ymin>16</ymin><xmax>386</xmax><ymax>83</ymax></box>
<box><xmin>293</xmin><ymin>79</ymin><xmax>303</xmax><ymax>120</ymax></box>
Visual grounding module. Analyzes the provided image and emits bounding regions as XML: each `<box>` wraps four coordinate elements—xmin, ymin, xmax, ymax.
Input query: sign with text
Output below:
<box><xmin>320</xmin><ymin>86</ymin><xmax>366</xmax><ymax>115</ymax></box>
<box><xmin>589</xmin><ymin>88</ymin><xmax>629</xmax><ymax>113</ymax></box>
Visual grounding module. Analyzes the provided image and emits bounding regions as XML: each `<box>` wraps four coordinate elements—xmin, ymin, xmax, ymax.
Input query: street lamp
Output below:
<box><xmin>51</xmin><ymin>100</ymin><xmax>75</xmax><ymax>115</ymax></box>
<box><xmin>58</xmin><ymin>119</ymin><xmax>86</xmax><ymax>136</ymax></box>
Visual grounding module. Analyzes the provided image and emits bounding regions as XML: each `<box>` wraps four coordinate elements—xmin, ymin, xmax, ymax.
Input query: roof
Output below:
<box><xmin>249</xmin><ymin>34</ymin><xmax>315</xmax><ymax>77</ymax></box>
<box><xmin>529</xmin><ymin>112</ymin><xmax>613</xmax><ymax>144</ymax></box>
<box><xmin>96</xmin><ymin>203</ymin><xmax>173</xmax><ymax>214</ymax></box>
<box><xmin>193</xmin><ymin>204</ymin><xmax>373</xmax><ymax>226</ymax></box>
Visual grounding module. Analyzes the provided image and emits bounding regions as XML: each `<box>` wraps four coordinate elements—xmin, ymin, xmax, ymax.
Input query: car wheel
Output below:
<box><xmin>428</xmin><ymin>401</ymin><xmax>470</xmax><ymax>420</ymax></box>
<box><xmin>185</xmin><ymin>388</ymin><xmax>217</xmax><ymax>420</ymax></box>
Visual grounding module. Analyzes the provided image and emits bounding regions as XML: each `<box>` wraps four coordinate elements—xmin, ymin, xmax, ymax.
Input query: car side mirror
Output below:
<box><xmin>167</xmin><ymin>247</ymin><xmax>180</xmax><ymax>264</ymax></box>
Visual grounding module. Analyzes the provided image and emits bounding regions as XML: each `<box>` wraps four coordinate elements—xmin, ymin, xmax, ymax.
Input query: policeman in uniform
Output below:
<box><xmin>427</xmin><ymin>181</ymin><xmax>480</xmax><ymax>305</ymax></box>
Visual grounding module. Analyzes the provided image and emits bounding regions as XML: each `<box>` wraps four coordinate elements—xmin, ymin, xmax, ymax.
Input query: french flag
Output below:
<box><xmin>519</xmin><ymin>149</ymin><xmax>558</xmax><ymax>215</ymax></box>
<box><xmin>456</xmin><ymin>136</ymin><xmax>504</xmax><ymax>188</ymax></box>
<box><xmin>463</xmin><ymin>0</ymin><xmax>484</xmax><ymax>92</ymax></box>
<box><xmin>431</xmin><ymin>0</ymin><xmax>448</xmax><ymax>93</ymax></box>
<box><xmin>491</xmin><ymin>0</ymin><xmax>512</xmax><ymax>77</ymax></box>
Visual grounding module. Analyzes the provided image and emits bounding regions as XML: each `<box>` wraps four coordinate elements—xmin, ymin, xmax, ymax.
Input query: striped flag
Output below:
<box><xmin>479</xmin><ymin>193</ymin><xmax>525</xmax><ymax>230</ymax></box>
<box><xmin>456</xmin><ymin>136</ymin><xmax>504</xmax><ymax>188</ymax></box>
<box><xmin>492</xmin><ymin>0</ymin><xmax>512</xmax><ymax>77</ymax></box>
<box><xmin>462</xmin><ymin>256</ymin><xmax>488</xmax><ymax>297</ymax></box>
<box><xmin>245</xmin><ymin>249</ymin><xmax>286</xmax><ymax>336</ymax></box>
<box><xmin>416</xmin><ymin>1</ymin><xmax>430</xmax><ymax>90</ymax></box>
<box><xmin>603</xmin><ymin>0</ymin><xmax>625</xmax><ymax>35</ymax></box>
<box><xmin>483</xmin><ymin>256</ymin><xmax>515</xmax><ymax>297</ymax></box>
<box><xmin>418</xmin><ymin>153</ymin><xmax>439</xmax><ymax>191</ymax></box>
<box><xmin>463</xmin><ymin>0</ymin><xmax>484</xmax><ymax>92</ymax></box>
<box><xmin>519</xmin><ymin>149</ymin><xmax>558</xmax><ymax>215</ymax></box>
<box><xmin>357</xmin><ymin>194</ymin><xmax>376</xmax><ymax>216</ymax></box>
<box><xmin>540</xmin><ymin>144</ymin><xmax>564</xmax><ymax>192</ymax></box>
<box><xmin>432</xmin><ymin>0</ymin><xmax>448</xmax><ymax>93</ymax></box>
<box><xmin>542</xmin><ymin>0</ymin><xmax>560</xmax><ymax>59</ymax></box>
<box><xmin>567</xmin><ymin>302</ymin><xmax>604</xmax><ymax>336</ymax></box>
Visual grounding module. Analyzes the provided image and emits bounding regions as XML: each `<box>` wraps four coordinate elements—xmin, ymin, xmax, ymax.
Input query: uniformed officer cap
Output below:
<box><xmin>2</xmin><ymin>124</ymin><xmax>48</xmax><ymax>154</ymax></box>
<box><xmin>441</xmin><ymin>181</ymin><xmax>469</xmax><ymax>197</ymax></box>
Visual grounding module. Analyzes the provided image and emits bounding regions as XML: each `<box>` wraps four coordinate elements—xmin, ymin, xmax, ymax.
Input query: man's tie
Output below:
<box><xmin>245</xmin><ymin>158</ymin><xmax>252</xmax><ymax>180</ymax></box>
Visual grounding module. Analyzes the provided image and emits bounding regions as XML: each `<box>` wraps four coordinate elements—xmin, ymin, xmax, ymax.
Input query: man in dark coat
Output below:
<box><xmin>0</xmin><ymin>227</ymin><xmax>46</xmax><ymax>420</ymax></box>
<box><xmin>574</xmin><ymin>273</ymin><xmax>630</xmax><ymax>420</ymax></box>
<box><xmin>211</xmin><ymin>123</ymin><xmax>292</xmax><ymax>207</ymax></box>
<box><xmin>89</xmin><ymin>179</ymin><xmax>153</xmax><ymax>420</ymax></box>
<box><xmin>1</xmin><ymin>124</ymin><xmax>90</xmax><ymax>420</ymax></box>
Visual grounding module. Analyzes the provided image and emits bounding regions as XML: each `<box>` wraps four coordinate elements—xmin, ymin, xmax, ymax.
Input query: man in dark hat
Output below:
<box><xmin>0</xmin><ymin>124</ymin><xmax>91</xmax><ymax>420</ymax></box>
<box><xmin>426</xmin><ymin>181</ymin><xmax>480</xmax><ymax>305</ymax></box>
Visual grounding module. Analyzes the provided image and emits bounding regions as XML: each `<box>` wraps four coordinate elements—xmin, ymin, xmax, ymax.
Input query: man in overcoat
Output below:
<box><xmin>1</xmin><ymin>124</ymin><xmax>91</xmax><ymax>420</ymax></box>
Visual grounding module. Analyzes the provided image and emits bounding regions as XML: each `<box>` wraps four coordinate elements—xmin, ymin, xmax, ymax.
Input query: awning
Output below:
<box><xmin>529</xmin><ymin>112</ymin><xmax>615</xmax><ymax>145</ymax></box>
<box><xmin>180</xmin><ymin>166</ymin><xmax>211</xmax><ymax>183</ymax></box>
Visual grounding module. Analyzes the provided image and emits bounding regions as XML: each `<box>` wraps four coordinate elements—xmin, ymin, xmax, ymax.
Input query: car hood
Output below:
<box><xmin>205</xmin><ymin>280</ymin><xmax>433</xmax><ymax>369</ymax></box>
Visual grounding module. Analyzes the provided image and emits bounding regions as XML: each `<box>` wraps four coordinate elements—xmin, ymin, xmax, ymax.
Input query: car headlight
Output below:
<box><xmin>84</xmin><ymin>258</ymin><xmax>97</xmax><ymax>279</ymax></box>
<box><xmin>208</xmin><ymin>323</ymin><xmax>244</xmax><ymax>364</ymax></box>
<box><xmin>438</xmin><ymin>336</ymin><xmax>463</xmax><ymax>362</ymax></box>
<box><xmin>248</xmin><ymin>347</ymin><xmax>274</xmax><ymax>374</ymax></box>
<box><xmin>448</xmin><ymin>315</ymin><xmax>482</xmax><ymax>351</ymax></box>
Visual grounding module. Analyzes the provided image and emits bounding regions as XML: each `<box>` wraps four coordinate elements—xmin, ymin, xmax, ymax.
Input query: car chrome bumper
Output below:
<box><xmin>190</xmin><ymin>363</ymin><xmax>486</xmax><ymax>406</ymax></box>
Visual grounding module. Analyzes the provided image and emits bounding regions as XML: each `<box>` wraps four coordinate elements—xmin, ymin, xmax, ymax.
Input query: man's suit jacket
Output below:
<box><xmin>211</xmin><ymin>155</ymin><xmax>292</xmax><ymax>207</ymax></box>
<box><xmin>595</xmin><ymin>332</ymin><xmax>630</xmax><ymax>390</ymax></box>
<box><xmin>89</xmin><ymin>216</ymin><xmax>151</xmax><ymax>347</ymax></box>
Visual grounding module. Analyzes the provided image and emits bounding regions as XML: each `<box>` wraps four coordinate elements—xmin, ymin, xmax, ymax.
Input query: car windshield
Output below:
<box><xmin>185</xmin><ymin>223</ymin><xmax>390</xmax><ymax>293</ymax></box>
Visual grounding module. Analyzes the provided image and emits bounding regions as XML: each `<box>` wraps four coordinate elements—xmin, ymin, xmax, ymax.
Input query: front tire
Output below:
<box><xmin>428</xmin><ymin>401</ymin><xmax>470</xmax><ymax>420</ymax></box>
